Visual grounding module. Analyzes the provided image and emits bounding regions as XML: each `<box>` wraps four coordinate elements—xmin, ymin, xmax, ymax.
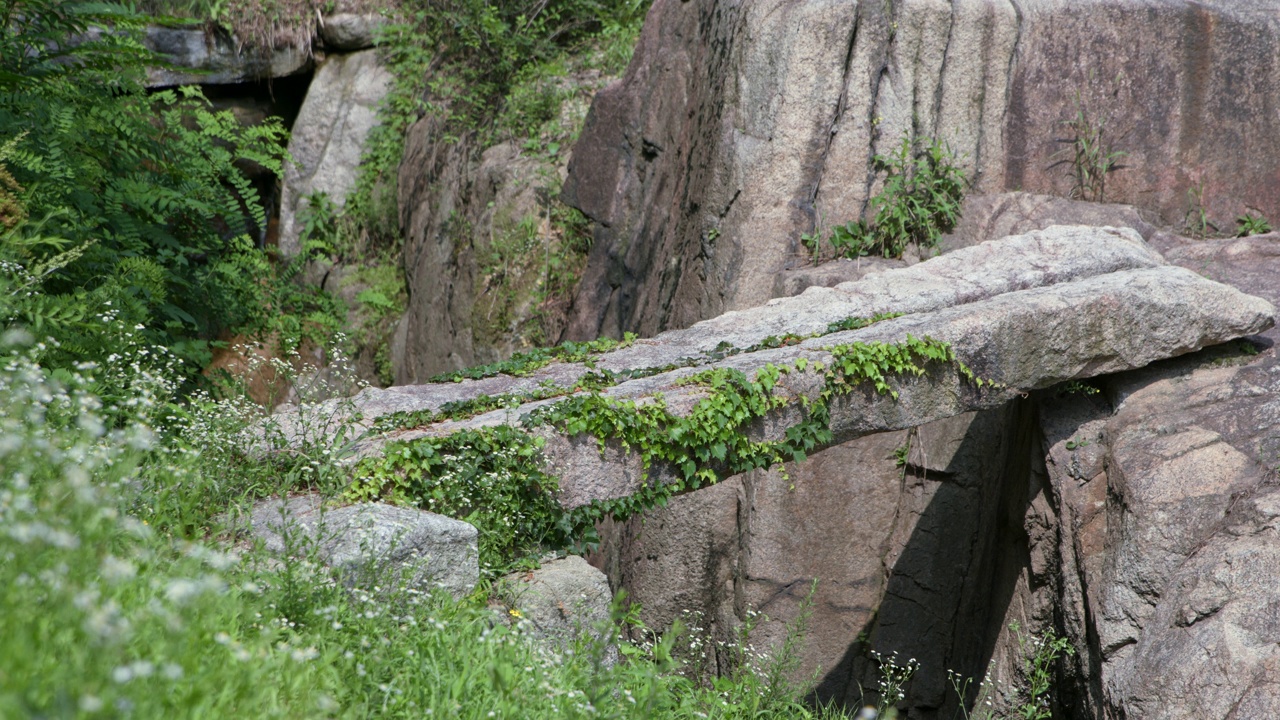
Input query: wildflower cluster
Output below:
<box><xmin>870</xmin><ymin>650</ymin><xmax>920</xmax><ymax>716</ymax></box>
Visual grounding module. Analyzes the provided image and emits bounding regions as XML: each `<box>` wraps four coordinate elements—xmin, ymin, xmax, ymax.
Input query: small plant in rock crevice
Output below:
<box><xmin>812</xmin><ymin>135</ymin><xmax>967</xmax><ymax>261</ymax></box>
<box><xmin>1183</xmin><ymin>179</ymin><xmax>1218</xmax><ymax>238</ymax></box>
<box><xmin>1052</xmin><ymin>88</ymin><xmax>1126</xmax><ymax>203</ymax></box>
<box><xmin>1236</xmin><ymin>212</ymin><xmax>1272</xmax><ymax>237</ymax></box>
<box><xmin>945</xmin><ymin>623</ymin><xmax>1074</xmax><ymax>720</ymax></box>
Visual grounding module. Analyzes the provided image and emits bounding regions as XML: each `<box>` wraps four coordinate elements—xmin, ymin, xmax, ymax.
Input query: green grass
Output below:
<box><xmin>0</xmin><ymin>322</ymin><xmax>859</xmax><ymax>719</ymax></box>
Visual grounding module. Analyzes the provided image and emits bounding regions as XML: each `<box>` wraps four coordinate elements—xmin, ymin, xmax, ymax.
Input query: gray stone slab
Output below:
<box><xmin>249</xmin><ymin>496</ymin><xmax>478</xmax><ymax>597</ymax></box>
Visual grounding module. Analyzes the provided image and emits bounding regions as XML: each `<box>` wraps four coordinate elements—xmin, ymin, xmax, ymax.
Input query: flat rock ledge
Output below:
<box><xmin>270</xmin><ymin>226</ymin><xmax>1274</xmax><ymax>509</ymax></box>
<box><xmin>248</xmin><ymin>496</ymin><xmax>479</xmax><ymax>598</ymax></box>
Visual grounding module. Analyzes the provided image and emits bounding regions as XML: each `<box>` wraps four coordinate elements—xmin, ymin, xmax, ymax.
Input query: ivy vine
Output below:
<box><xmin>349</xmin><ymin>332</ymin><xmax>987</xmax><ymax>574</ymax></box>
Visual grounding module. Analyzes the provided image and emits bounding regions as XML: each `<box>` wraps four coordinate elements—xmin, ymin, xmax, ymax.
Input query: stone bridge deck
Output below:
<box><xmin>277</xmin><ymin>226</ymin><xmax>1274</xmax><ymax>508</ymax></box>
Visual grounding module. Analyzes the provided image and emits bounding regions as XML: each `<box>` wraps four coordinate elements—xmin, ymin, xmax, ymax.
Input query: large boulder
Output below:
<box><xmin>562</xmin><ymin>0</ymin><xmax>1280</xmax><ymax>340</ymax></box>
<box><xmin>266</xmin><ymin>229</ymin><xmax>1277</xmax><ymax>717</ymax></box>
<box><xmin>248</xmin><ymin>495</ymin><xmax>479</xmax><ymax>597</ymax></box>
<box><xmin>277</xmin><ymin>50</ymin><xmax>393</xmax><ymax>257</ymax></box>
<box><xmin>598</xmin><ymin>404</ymin><xmax>1032</xmax><ymax>712</ymax></box>
<box><xmin>1033</xmin><ymin>232</ymin><xmax>1280</xmax><ymax>718</ymax></box>
<box><xmin>271</xmin><ymin>226</ymin><xmax>1271</xmax><ymax>509</ymax></box>
<box><xmin>596</xmin><ymin>234</ymin><xmax>1280</xmax><ymax>718</ymax></box>
<box><xmin>319</xmin><ymin>13</ymin><xmax>389</xmax><ymax>51</ymax></box>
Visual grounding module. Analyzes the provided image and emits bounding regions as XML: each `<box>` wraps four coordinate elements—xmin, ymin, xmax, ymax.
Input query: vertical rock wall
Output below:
<box><xmin>562</xmin><ymin>0</ymin><xmax>1280</xmax><ymax>340</ymax></box>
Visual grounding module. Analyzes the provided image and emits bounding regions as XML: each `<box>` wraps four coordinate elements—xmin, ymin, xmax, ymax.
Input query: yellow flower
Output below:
<box><xmin>508</xmin><ymin>608</ymin><xmax>523</xmax><ymax>618</ymax></box>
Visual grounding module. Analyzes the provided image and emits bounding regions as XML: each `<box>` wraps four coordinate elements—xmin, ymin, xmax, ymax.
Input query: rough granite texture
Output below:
<box><xmin>270</xmin><ymin>227</ymin><xmax>1279</xmax><ymax>718</ymax></box>
<box><xmin>319</xmin><ymin>13</ymin><xmax>388</xmax><ymax>51</ymax></box>
<box><xmin>1031</xmin><ymin>231</ymin><xmax>1280</xmax><ymax>719</ymax></box>
<box><xmin>272</xmin><ymin>226</ymin><xmax>1273</xmax><ymax>512</ymax></box>
<box><xmin>249</xmin><ymin>496</ymin><xmax>479</xmax><ymax>598</ymax></box>
<box><xmin>501</xmin><ymin>555</ymin><xmax>615</xmax><ymax>663</ymax></box>
<box><xmin>277</xmin><ymin>50</ymin><xmax>392</xmax><ymax>257</ymax></box>
<box><xmin>559</xmin><ymin>0</ymin><xmax>1280</xmax><ymax>342</ymax></box>
<box><xmin>592</xmin><ymin>233</ymin><xmax>1280</xmax><ymax>718</ymax></box>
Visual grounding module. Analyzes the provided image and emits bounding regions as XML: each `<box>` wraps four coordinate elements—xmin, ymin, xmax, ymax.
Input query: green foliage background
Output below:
<box><xmin>0</xmin><ymin>0</ymin><xmax>337</xmax><ymax>379</ymax></box>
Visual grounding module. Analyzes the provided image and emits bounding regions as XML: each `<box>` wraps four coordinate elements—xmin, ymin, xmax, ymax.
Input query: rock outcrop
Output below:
<box><xmin>318</xmin><ymin>13</ymin><xmax>389</xmax><ymax>52</ymax></box>
<box><xmin>392</xmin><ymin>71</ymin><xmax>616</xmax><ymax>382</ymax></box>
<box><xmin>277</xmin><ymin>49</ymin><xmax>393</xmax><ymax>257</ymax></box>
<box><xmin>595</xmin><ymin>231</ymin><xmax>1280</xmax><ymax>719</ymax></box>
<box><xmin>587</xmin><ymin>234</ymin><xmax>1280</xmax><ymax>720</ymax></box>
<box><xmin>1031</xmin><ymin>232</ymin><xmax>1280</xmax><ymax>719</ymax></box>
<box><xmin>269</xmin><ymin>224</ymin><xmax>1277</xmax><ymax>717</ymax></box>
<box><xmin>500</xmin><ymin>555</ymin><xmax>616</xmax><ymax>661</ymax></box>
<box><xmin>563</xmin><ymin>0</ymin><xmax>1280</xmax><ymax>340</ymax></box>
<box><xmin>287</xmin><ymin>226</ymin><xmax>1271</xmax><ymax>482</ymax></box>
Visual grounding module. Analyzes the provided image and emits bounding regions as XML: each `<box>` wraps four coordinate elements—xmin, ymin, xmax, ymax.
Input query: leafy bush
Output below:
<box><xmin>815</xmin><ymin>135</ymin><xmax>967</xmax><ymax>260</ymax></box>
<box><xmin>1</xmin><ymin>0</ymin><xmax>337</xmax><ymax>381</ymax></box>
<box><xmin>351</xmin><ymin>426</ymin><xmax>572</xmax><ymax>571</ymax></box>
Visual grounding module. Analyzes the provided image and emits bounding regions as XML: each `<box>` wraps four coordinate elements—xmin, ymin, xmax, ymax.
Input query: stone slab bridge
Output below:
<box><xmin>275</xmin><ymin>225</ymin><xmax>1275</xmax><ymax>510</ymax></box>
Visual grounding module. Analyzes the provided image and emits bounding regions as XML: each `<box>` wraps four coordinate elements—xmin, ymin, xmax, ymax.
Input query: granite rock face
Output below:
<box><xmin>562</xmin><ymin>0</ymin><xmax>1280</xmax><ymax>340</ymax></box>
<box><xmin>277</xmin><ymin>50</ymin><xmax>393</xmax><ymax>257</ymax></box>
<box><xmin>597</xmin><ymin>234</ymin><xmax>1280</xmax><ymax>718</ymax></box>
<box><xmin>939</xmin><ymin>192</ymin><xmax>1156</xmax><ymax>253</ymax></box>
<box><xmin>392</xmin><ymin>70</ymin><xmax>614</xmax><ymax>382</ymax></box>
<box><xmin>249</xmin><ymin>496</ymin><xmax>479</xmax><ymax>597</ymax></box>
<box><xmin>143</xmin><ymin>26</ymin><xmax>311</xmax><ymax>87</ymax></box>
<box><xmin>1034</xmin><ymin>232</ymin><xmax>1280</xmax><ymax>719</ymax></box>
<box><xmin>266</xmin><ymin>228</ymin><xmax>1278</xmax><ymax>718</ymax></box>
<box><xmin>596</xmin><ymin>404</ymin><xmax>1034</xmax><ymax>713</ymax></box>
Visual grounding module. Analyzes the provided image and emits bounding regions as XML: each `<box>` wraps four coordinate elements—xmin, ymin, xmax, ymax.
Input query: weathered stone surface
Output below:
<box><xmin>393</xmin><ymin>68</ymin><xmax>613</xmax><ymax>382</ymax></box>
<box><xmin>562</xmin><ymin>0</ymin><xmax>1280</xmax><ymax>340</ymax></box>
<box><xmin>273</xmin><ymin>227</ymin><xmax>1273</xmax><ymax>518</ymax></box>
<box><xmin>501</xmin><ymin>555</ymin><xmax>615</xmax><ymax>659</ymax></box>
<box><xmin>278</xmin><ymin>50</ymin><xmax>392</xmax><ymax>257</ymax></box>
<box><xmin>770</xmin><ymin>256</ymin><xmax>905</xmax><ymax>299</ymax></box>
<box><xmin>1030</xmin><ymin>232</ymin><xmax>1280</xmax><ymax>719</ymax></box>
<box><xmin>321</xmin><ymin>224</ymin><xmax>1169</xmax><ymax>441</ymax></box>
<box><xmin>594</xmin><ymin>403</ymin><xmax>1041</xmax><ymax>714</ymax></box>
<box><xmin>319</xmin><ymin>13</ymin><xmax>388</xmax><ymax>51</ymax></box>
<box><xmin>1005</xmin><ymin>0</ymin><xmax>1280</xmax><ymax>230</ymax></box>
<box><xmin>940</xmin><ymin>192</ymin><xmax>1156</xmax><ymax>253</ymax></box>
<box><xmin>598</xmin><ymin>286</ymin><xmax>1280</xmax><ymax>718</ymax></box>
<box><xmin>249</xmin><ymin>495</ymin><xmax>479</xmax><ymax>597</ymax></box>
<box><xmin>144</xmin><ymin>26</ymin><xmax>311</xmax><ymax>87</ymax></box>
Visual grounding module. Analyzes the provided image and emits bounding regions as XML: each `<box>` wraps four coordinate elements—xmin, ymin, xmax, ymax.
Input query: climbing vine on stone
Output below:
<box><xmin>349</xmin><ymin>331</ymin><xmax>988</xmax><ymax>574</ymax></box>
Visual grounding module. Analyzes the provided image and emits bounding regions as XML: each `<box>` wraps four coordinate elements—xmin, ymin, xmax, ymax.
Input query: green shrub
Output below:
<box><xmin>815</xmin><ymin>135</ymin><xmax>967</xmax><ymax>260</ymax></box>
<box><xmin>0</xmin><ymin>321</ymin><xmax>853</xmax><ymax>719</ymax></box>
<box><xmin>1</xmin><ymin>0</ymin><xmax>339</xmax><ymax>381</ymax></box>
